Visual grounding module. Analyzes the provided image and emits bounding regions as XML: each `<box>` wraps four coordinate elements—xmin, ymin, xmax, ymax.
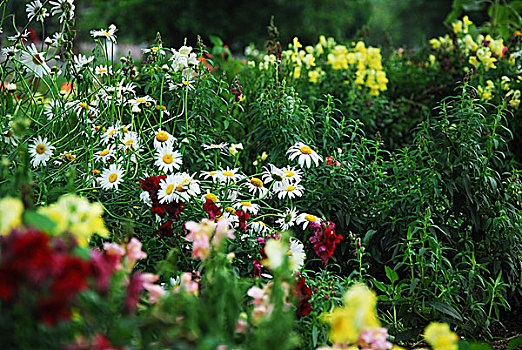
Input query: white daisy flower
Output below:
<box><xmin>99</xmin><ymin>164</ymin><xmax>124</xmax><ymax>190</ymax></box>
<box><xmin>287</xmin><ymin>142</ymin><xmax>322</xmax><ymax>168</ymax></box>
<box><xmin>155</xmin><ymin>145</ymin><xmax>182</xmax><ymax>173</ymax></box>
<box><xmin>26</xmin><ymin>0</ymin><xmax>49</xmax><ymax>22</ymax></box>
<box><xmin>101</xmin><ymin>126</ymin><xmax>118</xmax><ymax>144</ymax></box>
<box><xmin>158</xmin><ymin>172</ymin><xmax>200</xmax><ymax>203</ymax></box>
<box><xmin>95</xmin><ymin>65</ymin><xmax>112</xmax><ymax>76</ymax></box>
<box><xmin>140</xmin><ymin>191</ymin><xmax>153</xmax><ymax>207</ymax></box>
<box><xmin>94</xmin><ymin>145</ymin><xmax>116</xmax><ymax>163</ymax></box>
<box><xmin>128</xmin><ymin>95</ymin><xmax>155</xmax><ymax>108</ymax></box>
<box><xmin>67</xmin><ymin>100</ymin><xmax>98</xmax><ymax>120</ymax></box>
<box><xmin>90</xmin><ymin>24</ymin><xmax>118</xmax><ymax>43</ymax></box>
<box><xmin>276</xmin><ymin>208</ymin><xmax>298</xmax><ymax>231</ymax></box>
<box><xmin>54</xmin><ymin>151</ymin><xmax>77</xmax><ymax>165</ymax></box>
<box><xmin>44</xmin><ymin>99</ymin><xmax>66</xmax><ymax>121</ymax></box>
<box><xmin>277</xmin><ymin>182</ymin><xmax>304</xmax><ymax>200</ymax></box>
<box><xmin>246</xmin><ymin>177</ymin><xmax>269</xmax><ymax>198</ymax></box>
<box><xmin>262</xmin><ymin>164</ymin><xmax>288</xmax><ymax>191</ymax></box>
<box><xmin>288</xmin><ymin>238</ymin><xmax>306</xmax><ymax>272</ymax></box>
<box><xmin>1</xmin><ymin>46</ymin><xmax>19</xmax><ymax>59</ymax></box>
<box><xmin>2</xmin><ymin>121</ymin><xmax>19</xmax><ymax>147</ymax></box>
<box><xmin>142</xmin><ymin>45</ymin><xmax>166</xmax><ymax>56</ymax></box>
<box><xmin>201</xmin><ymin>191</ymin><xmax>220</xmax><ymax>206</ymax></box>
<box><xmin>8</xmin><ymin>30</ymin><xmax>30</xmax><ymax>43</ymax></box>
<box><xmin>153</xmin><ymin>129</ymin><xmax>175</xmax><ymax>149</ymax></box>
<box><xmin>202</xmin><ymin>142</ymin><xmax>228</xmax><ymax>151</ymax></box>
<box><xmin>281</xmin><ymin>166</ymin><xmax>303</xmax><ymax>183</ymax></box>
<box><xmin>29</xmin><ymin>136</ymin><xmax>55</xmax><ymax>168</ymax></box>
<box><xmin>237</xmin><ymin>201</ymin><xmax>260</xmax><ymax>215</ymax></box>
<box><xmin>218</xmin><ymin>167</ymin><xmax>243</xmax><ymax>183</ymax></box>
<box><xmin>200</xmin><ymin>170</ymin><xmax>221</xmax><ymax>182</ymax></box>
<box><xmin>296</xmin><ymin>212</ymin><xmax>322</xmax><ymax>230</ymax></box>
<box><xmin>250</xmin><ymin>221</ymin><xmax>270</xmax><ymax>235</ymax></box>
<box><xmin>120</xmin><ymin>131</ymin><xmax>140</xmax><ymax>152</ymax></box>
<box><xmin>20</xmin><ymin>44</ymin><xmax>50</xmax><ymax>77</ymax></box>
<box><xmin>49</xmin><ymin>0</ymin><xmax>75</xmax><ymax>23</ymax></box>
<box><xmin>73</xmin><ymin>54</ymin><xmax>94</xmax><ymax>71</ymax></box>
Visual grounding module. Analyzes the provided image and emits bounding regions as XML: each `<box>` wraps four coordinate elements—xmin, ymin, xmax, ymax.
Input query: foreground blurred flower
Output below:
<box><xmin>287</xmin><ymin>142</ymin><xmax>322</xmax><ymax>168</ymax></box>
<box><xmin>0</xmin><ymin>197</ymin><xmax>24</xmax><ymax>235</ymax></box>
<box><xmin>321</xmin><ymin>283</ymin><xmax>380</xmax><ymax>344</ymax></box>
<box><xmin>424</xmin><ymin>322</ymin><xmax>459</xmax><ymax>350</ymax></box>
<box><xmin>29</xmin><ymin>136</ymin><xmax>55</xmax><ymax>167</ymax></box>
<box><xmin>38</xmin><ymin>194</ymin><xmax>109</xmax><ymax>246</ymax></box>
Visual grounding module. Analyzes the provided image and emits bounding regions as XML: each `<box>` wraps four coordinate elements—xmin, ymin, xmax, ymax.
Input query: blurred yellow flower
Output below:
<box><xmin>38</xmin><ymin>194</ymin><xmax>109</xmax><ymax>246</ymax></box>
<box><xmin>0</xmin><ymin>197</ymin><xmax>24</xmax><ymax>235</ymax></box>
<box><xmin>321</xmin><ymin>283</ymin><xmax>380</xmax><ymax>344</ymax></box>
<box><xmin>424</xmin><ymin>322</ymin><xmax>459</xmax><ymax>350</ymax></box>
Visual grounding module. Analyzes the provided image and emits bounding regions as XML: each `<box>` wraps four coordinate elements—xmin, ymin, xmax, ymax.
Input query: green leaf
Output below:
<box><xmin>312</xmin><ymin>325</ymin><xmax>318</xmax><ymax>347</ymax></box>
<box><xmin>385</xmin><ymin>266</ymin><xmax>398</xmax><ymax>285</ymax></box>
<box><xmin>23</xmin><ymin>211</ymin><xmax>56</xmax><ymax>233</ymax></box>
<box><xmin>428</xmin><ymin>301</ymin><xmax>463</xmax><ymax>321</ymax></box>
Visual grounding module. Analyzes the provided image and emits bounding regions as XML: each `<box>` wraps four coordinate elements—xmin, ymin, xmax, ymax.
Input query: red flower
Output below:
<box><xmin>153</xmin><ymin>220</ymin><xmax>174</xmax><ymax>238</ymax></box>
<box><xmin>203</xmin><ymin>199</ymin><xmax>221</xmax><ymax>220</ymax></box>
<box><xmin>309</xmin><ymin>221</ymin><xmax>342</xmax><ymax>266</ymax></box>
<box><xmin>295</xmin><ymin>276</ymin><xmax>312</xmax><ymax>319</ymax></box>
<box><xmin>125</xmin><ymin>272</ymin><xmax>144</xmax><ymax>313</ymax></box>
<box><xmin>50</xmin><ymin>255</ymin><xmax>91</xmax><ymax>300</ymax></box>
<box><xmin>90</xmin><ymin>250</ymin><xmax>118</xmax><ymax>293</ymax></box>
<box><xmin>236</xmin><ymin>209</ymin><xmax>249</xmax><ymax>232</ymax></box>
<box><xmin>253</xmin><ymin>260</ymin><xmax>262</xmax><ymax>278</ymax></box>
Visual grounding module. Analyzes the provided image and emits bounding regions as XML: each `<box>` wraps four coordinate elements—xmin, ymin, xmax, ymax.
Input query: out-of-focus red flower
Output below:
<box><xmin>125</xmin><ymin>272</ymin><xmax>144</xmax><ymax>313</ymax></box>
<box><xmin>295</xmin><ymin>276</ymin><xmax>312</xmax><ymax>319</ymax></box>
<box><xmin>253</xmin><ymin>259</ymin><xmax>262</xmax><ymax>278</ymax></box>
<box><xmin>326</xmin><ymin>156</ymin><xmax>341</xmax><ymax>167</ymax></box>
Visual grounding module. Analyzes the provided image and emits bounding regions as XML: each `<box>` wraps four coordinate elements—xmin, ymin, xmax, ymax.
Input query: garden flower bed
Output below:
<box><xmin>0</xmin><ymin>1</ymin><xmax>521</xmax><ymax>349</ymax></box>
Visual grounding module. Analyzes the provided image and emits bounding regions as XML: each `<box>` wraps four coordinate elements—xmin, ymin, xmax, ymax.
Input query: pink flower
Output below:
<box><xmin>145</xmin><ymin>284</ymin><xmax>166</xmax><ymax>303</ymax></box>
<box><xmin>173</xmin><ymin>272</ymin><xmax>199</xmax><ymax>295</ymax></box>
<box><xmin>103</xmin><ymin>242</ymin><xmax>125</xmax><ymax>270</ymax></box>
<box><xmin>212</xmin><ymin>218</ymin><xmax>235</xmax><ymax>246</ymax></box>
<box><xmin>126</xmin><ymin>238</ymin><xmax>147</xmax><ymax>268</ymax></box>
<box><xmin>358</xmin><ymin>327</ymin><xmax>393</xmax><ymax>350</ymax></box>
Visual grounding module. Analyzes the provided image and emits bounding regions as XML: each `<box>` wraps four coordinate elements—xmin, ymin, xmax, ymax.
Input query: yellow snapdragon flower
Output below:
<box><xmin>424</xmin><ymin>322</ymin><xmax>459</xmax><ymax>350</ymax></box>
<box><xmin>0</xmin><ymin>197</ymin><xmax>24</xmax><ymax>235</ymax></box>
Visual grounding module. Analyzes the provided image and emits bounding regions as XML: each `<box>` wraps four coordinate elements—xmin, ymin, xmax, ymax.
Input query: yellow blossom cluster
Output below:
<box><xmin>424</xmin><ymin>322</ymin><xmax>459</xmax><ymax>350</ymax></box>
<box><xmin>326</xmin><ymin>40</ymin><xmax>388</xmax><ymax>95</ymax></box>
<box><xmin>38</xmin><ymin>194</ymin><xmax>109</xmax><ymax>246</ymax></box>
<box><xmin>477</xmin><ymin>80</ymin><xmax>495</xmax><ymax>101</ymax></box>
<box><xmin>430</xmin><ymin>16</ymin><xmax>508</xmax><ymax>72</ymax></box>
<box><xmin>282</xmin><ymin>37</ymin><xmax>320</xmax><ymax>81</ymax></box>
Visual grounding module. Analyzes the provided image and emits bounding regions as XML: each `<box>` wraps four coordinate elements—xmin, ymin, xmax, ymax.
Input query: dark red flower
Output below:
<box><xmin>203</xmin><ymin>199</ymin><xmax>221</xmax><ymax>220</ymax></box>
<box><xmin>253</xmin><ymin>259</ymin><xmax>262</xmax><ymax>278</ymax></box>
<box><xmin>236</xmin><ymin>209</ymin><xmax>249</xmax><ymax>232</ymax></box>
<box><xmin>295</xmin><ymin>276</ymin><xmax>312</xmax><ymax>319</ymax></box>
<box><xmin>309</xmin><ymin>221</ymin><xmax>342</xmax><ymax>266</ymax></box>
<box><xmin>50</xmin><ymin>255</ymin><xmax>91</xmax><ymax>300</ymax></box>
<box><xmin>38</xmin><ymin>294</ymin><xmax>72</xmax><ymax>325</ymax></box>
<box><xmin>164</xmin><ymin>201</ymin><xmax>185</xmax><ymax>221</ymax></box>
<box><xmin>153</xmin><ymin>220</ymin><xmax>174</xmax><ymax>238</ymax></box>
<box><xmin>90</xmin><ymin>250</ymin><xmax>118</xmax><ymax>293</ymax></box>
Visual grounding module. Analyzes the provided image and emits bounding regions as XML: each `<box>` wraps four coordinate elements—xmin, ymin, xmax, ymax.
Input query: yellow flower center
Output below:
<box><xmin>287</xmin><ymin>251</ymin><xmax>293</xmax><ymax>256</ymax></box>
<box><xmin>79</xmin><ymin>102</ymin><xmax>88</xmax><ymax>109</ymax></box>
<box><xmin>205</xmin><ymin>193</ymin><xmax>218</xmax><ymax>202</ymax></box>
<box><xmin>285</xmin><ymin>171</ymin><xmax>294</xmax><ymax>177</ymax></box>
<box><xmin>286</xmin><ymin>185</ymin><xmax>295</xmax><ymax>192</ymax></box>
<box><xmin>35</xmin><ymin>144</ymin><xmax>46</xmax><ymax>154</ymax></box>
<box><xmin>251</xmin><ymin>178</ymin><xmax>264</xmax><ymax>187</ymax></box>
<box><xmin>93</xmin><ymin>169</ymin><xmax>101</xmax><ymax>174</ymax></box>
<box><xmin>125</xmin><ymin>139</ymin><xmax>134</xmax><ymax>146</ymax></box>
<box><xmin>102</xmin><ymin>31</ymin><xmax>111</xmax><ymax>36</ymax></box>
<box><xmin>136</xmin><ymin>98</ymin><xmax>146</xmax><ymax>103</ymax></box>
<box><xmin>225</xmin><ymin>206</ymin><xmax>235</xmax><ymax>213</ymax></box>
<box><xmin>241</xmin><ymin>201</ymin><xmax>252</xmax><ymax>207</ymax></box>
<box><xmin>108</xmin><ymin>173</ymin><xmax>118</xmax><ymax>183</ymax></box>
<box><xmin>210</xmin><ymin>171</ymin><xmax>218</xmax><ymax>175</ymax></box>
<box><xmin>155</xmin><ymin>105</ymin><xmax>167</xmax><ymax>111</ymax></box>
<box><xmin>223</xmin><ymin>171</ymin><xmax>234</xmax><ymax>177</ymax></box>
<box><xmin>122</xmin><ymin>126</ymin><xmax>129</xmax><ymax>133</ymax></box>
<box><xmin>166</xmin><ymin>184</ymin><xmax>175</xmax><ymax>195</ymax></box>
<box><xmin>163</xmin><ymin>154</ymin><xmax>173</xmax><ymax>164</ymax></box>
<box><xmin>64</xmin><ymin>154</ymin><xmax>75</xmax><ymax>162</ymax></box>
<box><xmin>152</xmin><ymin>47</ymin><xmax>159</xmax><ymax>51</ymax></box>
<box><xmin>300</xmin><ymin>146</ymin><xmax>312</xmax><ymax>154</ymax></box>
<box><xmin>156</xmin><ymin>132</ymin><xmax>168</xmax><ymax>142</ymax></box>
<box><xmin>100</xmin><ymin>149</ymin><xmax>110</xmax><ymax>156</ymax></box>
<box><xmin>108</xmin><ymin>130</ymin><xmax>115</xmax><ymax>136</ymax></box>
<box><xmin>176</xmin><ymin>184</ymin><xmax>186</xmax><ymax>192</ymax></box>
<box><xmin>305</xmin><ymin>214</ymin><xmax>316</xmax><ymax>222</ymax></box>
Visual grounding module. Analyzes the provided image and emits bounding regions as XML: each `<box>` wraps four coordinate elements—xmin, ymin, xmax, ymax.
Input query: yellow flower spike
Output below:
<box><xmin>321</xmin><ymin>283</ymin><xmax>380</xmax><ymax>344</ymax></box>
<box><xmin>424</xmin><ymin>322</ymin><xmax>459</xmax><ymax>350</ymax></box>
<box><xmin>0</xmin><ymin>197</ymin><xmax>24</xmax><ymax>235</ymax></box>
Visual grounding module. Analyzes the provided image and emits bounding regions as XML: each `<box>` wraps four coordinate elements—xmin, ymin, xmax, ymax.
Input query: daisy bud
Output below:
<box><xmin>253</xmin><ymin>160</ymin><xmax>259</xmax><ymax>166</ymax></box>
<box><xmin>51</xmin><ymin>66</ymin><xmax>59</xmax><ymax>73</ymax></box>
<box><xmin>44</xmin><ymin>37</ymin><xmax>53</xmax><ymax>45</ymax></box>
<box><xmin>261</xmin><ymin>151</ymin><xmax>268</xmax><ymax>161</ymax></box>
<box><xmin>131</xmin><ymin>105</ymin><xmax>141</xmax><ymax>113</ymax></box>
<box><xmin>54</xmin><ymin>55</ymin><xmax>61</xmax><ymax>60</ymax></box>
<box><xmin>6</xmin><ymin>83</ymin><xmax>16</xmax><ymax>92</ymax></box>
<box><xmin>161</xmin><ymin>64</ymin><xmax>169</xmax><ymax>71</ymax></box>
<box><xmin>120</xmin><ymin>57</ymin><xmax>127</xmax><ymax>62</ymax></box>
<box><xmin>181</xmin><ymin>137</ymin><xmax>190</xmax><ymax>144</ymax></box>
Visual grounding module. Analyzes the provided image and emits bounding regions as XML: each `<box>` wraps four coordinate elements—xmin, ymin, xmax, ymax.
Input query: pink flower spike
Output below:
<box><xmin>145</xmin><ymin>284</ymin><xmax>166</xmax><ymax>303</ymax></box>
<box><xmin>126</xmin><ymin>237</ymin><xmax>147</xmax><ymax>268</ymax></box>
<box><xmin>212</xmin><ymin>218</ymin><xmax>235</xmax><ymax>245</ymax></box>
<box><xmin>104</xmin><ymin>242</ymin><xmax>125</xmax><ymax>257</ymax></box>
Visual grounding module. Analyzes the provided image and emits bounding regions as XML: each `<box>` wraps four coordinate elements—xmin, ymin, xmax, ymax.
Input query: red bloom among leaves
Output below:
<box><xmin>203</xmin><ymin>199</ymin><xmax>221</xmax><ymax>220</ymax></box>
<box><xmin>295</xmin><ymin>276</ymin><xmax>313</xmax><ymax>319</ymax></box>
<box><xmin>235</xmin><ymin>209</ymin><xmax>249</xmax><ymax>232</ymax></box>
<box><xmin>309</xmin><ymin>221</ymin><xmax>342</xmax><ymax>266</ymax></box>
<box><xmin>139</xmin><ymin>175</ymin><xmax>185</xmax><ymax>221</ymax></box>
